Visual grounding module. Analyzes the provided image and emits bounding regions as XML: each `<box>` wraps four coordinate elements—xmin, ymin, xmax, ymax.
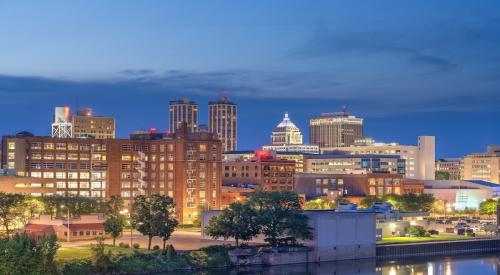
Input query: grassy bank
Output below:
<box><xmin>57</xmin><ymin>245</ymin><xmax>147</xmax><ymax>262</ymax></box>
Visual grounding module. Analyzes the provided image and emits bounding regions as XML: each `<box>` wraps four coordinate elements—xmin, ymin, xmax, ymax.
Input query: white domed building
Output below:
<box><xmin>263</xmin><ymin>112</ymin><xmax>319</xmax><ymax>154</ymax></box>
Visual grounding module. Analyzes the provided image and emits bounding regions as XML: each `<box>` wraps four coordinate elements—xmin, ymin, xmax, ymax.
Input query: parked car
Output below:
<box><xmin>469</xmin><ymin>225</ymin><xmax>482</xmax><ymax>232</ymax></box>
<box><xmin>445</xmin><ymin>220</ymin><xmax>452</xmax><ymax>224</ymax></box>
<box><xmin>455</xmin><ymin>222</ymin><xmax>469</xmax><ymax>229</ymax></box>
<box><xmin>435</xmin><ymin>220</ymin><xmax>444</xmax><ymax>224</ymax></box>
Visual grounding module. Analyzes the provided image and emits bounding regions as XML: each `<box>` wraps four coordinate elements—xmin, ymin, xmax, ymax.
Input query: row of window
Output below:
<box><xmin>30</xmin><ymin>142</ymin><xmax>106</xmax><ymax>151</ymax></box>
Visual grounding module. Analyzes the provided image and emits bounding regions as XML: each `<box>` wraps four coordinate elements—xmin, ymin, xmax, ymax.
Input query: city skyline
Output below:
<box><xmin>1</xmin><ymin>1</ymin><xmax>499</xmax><ymax>158</ymax></box>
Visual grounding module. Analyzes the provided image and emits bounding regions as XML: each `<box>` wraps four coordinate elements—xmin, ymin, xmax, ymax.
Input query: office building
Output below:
<box><xmin>208</xmin><ymin>95</ymin><xmax>237</xmax><ymax>152</ymax></box>
<box><xmin>1</xmin><ymin>124</ymin><xmax>222</xmax><ymax>224</ymax></box>
<box><xmin>169</xmin><ymin>98</ymin><xmax>198</xmax><ymax>134</ymax></box>
<box><xmin>321</xmin><ymin>136</ymin><xmax>436</xmax><ymax>180</ymax></box>
<box><xmin>463</xmin><ymin>149</ymin><xmax>500</xmax><ymax>184</ymax></box>
<box><xmin>262</xmin><ymin>113</ymin><xmax>319</xmax><ymax>154</ymax></box>
<box><xmin>309</xmin><ymin>109</ymin><xmax>363</xmax><ymax>148</ymax></box>
<box><xmin>223</xmin><ymin>150</ymin><xmax>295</xmax><ymax>191</ymax></box>
<box><xmin>435</xmin><ymin>158</ymin><xmax>463</xmax><ymax>180</ymax></box>
<box><xmin>305</xmin><ymin>154</ymin><xmax>406</xmax><ymax>176</ymax></box>
<box><xmin>72</xmin><ymin>108</ymin><xmax>115</xmax><ymax>139</ymax></box>
<box><xmin>0</xmin><ymin>175</ymin><xmax>56</xmax><ymax>196</ymax></box>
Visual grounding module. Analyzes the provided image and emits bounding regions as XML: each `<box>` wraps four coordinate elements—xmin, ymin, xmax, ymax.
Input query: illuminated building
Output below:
<box><xmin>208</xmin><ymin>95</ymin><xmax>237</xmax><ymax>152</ymax></box>
<box><xmin>262</xmin><ymin>112</ymin><xmax>319</xmax><ymax>154</ymax></box>
<box><xmin>309</xmin><ymin>109</ymin><xmax>363</xmax><ymax>148</ymax></box>
<box><xmin>1</xmin><ymin>124</ymin><xmax>222</xmax><ymax>224</ymax></box>
<box><xmin>72</xmin><ymin>108</ymin><xmax>115</xmax><ymax>139</ymax></box>
<box><xmin>435</xmin><ymin>158</ymin><xmax>463</xmax><ymax>179</ymax></box>
<box><xmin>51</xmin><ymin>107</ymin><xmax>73</xmax><ymax>138</ymax></box>
<box><xmin>305</xmin><ymin>154</ymin><xmax>406</xmax><ymax>176</ymax></box>
<box><xmin>463</xmin><ymin>148</ymin><xmax>500</xmax><ymax>184</ymax></box>
<box><xmin>169</xmin><ymin>98</ymin><xmax>198</xmax><ymax>134</ymax></box>
<box><xmin>321</xmin><ymin>136</ymin><xmax>436</xmax><ymax>180</ymax></box>
<box><xmin>223</xmin><ymin>150</ymin><xmax>295</xmax><ymax>191</ymax></box>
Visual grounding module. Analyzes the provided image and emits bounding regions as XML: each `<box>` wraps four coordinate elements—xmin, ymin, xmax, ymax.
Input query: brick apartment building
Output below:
<box><xmin>1</xmin><ymin>124</ymin><xmax>222</xmax><ymax>223</ymax></box>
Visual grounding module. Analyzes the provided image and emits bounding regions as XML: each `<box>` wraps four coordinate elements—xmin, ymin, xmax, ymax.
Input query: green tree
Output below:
<box><xmin>104</xmin><ymin>215</ymin><xmax>125</xmax><ymax>246</ymax></box>
<box><xmin>382</xmin><ymin>194</ymin><xmax>401</xmax><ymax>209</ymax></box>
<box><xmin>91</xmin><ymin>237</ymin><xmax>112</xmax><ymax>273</ymax></box>
<box><xmin>303</xmin><ymin>198</ymin><xmax>334</xmax><ymax>210</ymax></box>
<box><xmin>247</xmin><ymin>191</ymin><xmax>313</xmax><ymax>246</ymax></box>
<box><xmin>333</xmin><ymin>198</ymin><xmax>351</xmax><ymax>208</ymax></box>
<box><xmin>359</xmin><ymin>195</ymin><xmax>383</xmax><ymax>208</ymax></box>
<box><xmin>0</xmin><ymin>193</ymin><xmax>25</xmax><ymax>238</ymax></box>
<box><xmin>104</xmin><ymin>195</ymin><xmax>124</xmax><ymax>216</ymax></box>
<box><xmin>131</xmin><ymin>194</ymin><xmax>178</xmax><ymax>250</ymax></box>
<box><xmin>400</xmin><ymin>193</ymin><xmax>435</xmax><ymax>212</ymax></box>
<box><xmin>405</xmin><ymin>225</ymin><xmax>427</xmax><ymax>237</ymax></box>
<box><xmin>192</xmin><ymin>203</ymin><xmax>208</xmax><ymax>228</ymax></box>
<box><xmin>0</xmin><ymin>233</ymin><xmax>59</xmax><ymax>275</ymax></box>
<box><xmin>205</xmin><ymin>202</ymin><xmax>260</xmax><ymax>247</ymax></box>
<box><xmin>479</xmin><ymin>199</ymin><xmax>498</xmax><ymax>215</ymax></box>
<box><xmin>40</xmin><ymin>195</ymin><xmax>106</xmax><ymax>217</ymax></box>
<box><xmin>435</xmin><ymin>171</ymin><xmax>451</xmax><ymax>180</ymax></box>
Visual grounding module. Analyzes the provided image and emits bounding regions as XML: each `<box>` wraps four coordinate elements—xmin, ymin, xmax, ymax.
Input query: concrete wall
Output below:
<box><xmin>202</xmin><ymin>210</ymin><xmax>377</xmax><ymax>262</ymax></box>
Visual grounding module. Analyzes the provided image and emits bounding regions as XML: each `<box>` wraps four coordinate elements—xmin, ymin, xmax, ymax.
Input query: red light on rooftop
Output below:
<box><xmin>149</xmin><ymin>127</ymin><xmax>158</xmax><ymax>133</ymax></box>
<box><xmin>255</xmin><ymin>150</ymin><xmax>271</xmax><ymax>160</ymax></box>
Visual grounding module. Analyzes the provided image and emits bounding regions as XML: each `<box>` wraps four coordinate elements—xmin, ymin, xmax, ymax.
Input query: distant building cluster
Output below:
<box><xmin>1</xmin><ymin>94</ymin><xmax>499</xmax><ymax>220</ymax></box>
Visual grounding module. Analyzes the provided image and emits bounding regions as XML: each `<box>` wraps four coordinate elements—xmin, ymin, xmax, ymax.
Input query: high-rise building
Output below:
<box><xmin>463</xmin><ymin>148</ymin><xmax>500</xmax><ymax>184</ymax></box>
<box><xmin>262</xmin><ymin>113</ymin><xmax>319</xmax><ymax>154</ymax></box>
<box><xmin>1</xmin><ymin>124</ymin><xmax>222</xmax><ymax>224</ymax></box>
<box><xmin>208</xmin><ymin>95</ymin><xmax>237</xmax><ymax>152</ymax></box>
<box><xmin>72</xmin><ymin>108</ymin><xmax>115</xmax><ymax>139</ymax></box>
<box><xmin>309</xmin><ymin>109</ymin><xmax>363</xmax><ymax>148</ymax></box>
<box><xmin>169</xmin><ymin>98</ymin><xmax>198</xmax><ymax>134</ymax></box>
<box><xmin>320</xmin><ymin>136</ymin><xmax>436</xmax><ymax>180</ymax></box>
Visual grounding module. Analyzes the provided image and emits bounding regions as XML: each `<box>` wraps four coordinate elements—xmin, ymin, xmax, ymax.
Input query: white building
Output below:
<box><xmin>263</xmin><ymin>113</ymin><xmax>319</xmax><ymax>154</ymax></box>
<box><xmin>321</xmin><ymin>136</ymin><xmax>435</xmax><ymax>180</ymax></box>
<box><xmin>51</xmin><ymin>107</ymin><xmax>73</xmax><ymax>138</ymax></box>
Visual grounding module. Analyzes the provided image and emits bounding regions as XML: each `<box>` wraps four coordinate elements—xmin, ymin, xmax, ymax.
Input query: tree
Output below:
<box><xmin>435</xmin><ymin>171</ymin><xmax>451</xmax><ymax>180</ymax></box>
<box><xmin>303</xmin><ymin>198</ymin><xmax>334</xmax><ymax>210</ymax></box>
<box><xmin>0</xmin><ymin>193</ymin><xmax>25</xmax><ymax>238</ymax></box>
<box><xmin>400</xmin><ymin>193</ymin><xmax>435</xmax><ymax>212</ymax></box>
<box><xmin>104</xmin><ymin>215</ymin><xmax>125</xmax><ymax>246</ymax></box>
<box><xmin>382</xmin><ymin>194</ymin><xmax>401</xmax><ymax>209</ymax></box>
<box><xmin>131</xmin><ymin>194</ymin><xmax>178</xmax><ymax>250</ymax></box>
<box><xmin>360</xmin><ymin>195</ymin><xmax>383</xmax><ymax>208</ymax></box>
<box><xmin>405</xmin><ymin>225</ymin><xmax>427</xmax><ymax>237</ymax></box>
<box><xmin>0</xmin><ymin>233</ymin><xmax>59</xmax><ymax>274</ymax></box>
<box><xmin>39</xmin><ymin>195</ymin><xmax>106</xmax><ymax>217</ymax></box>
<box><xmin>104</xmin><ymin>195</ymin><xmax>124</xmax><ymax>216</ymax></box>
<box><xmin>205</xmin><ymin>202</ymin><xmax>260</xmax><ymax>246</ymax></box>
<box><xmin>192</xmin><ymin>203</ymin><xmax>208</xmax><ymax>228</ymax></box>
<box><xmin>91</xmin><ymin>237</ymin><xmax>112</xmax><ymax>273</ymax></box>
<box><xmin>247</xmin><ymin>191</ymin><xmax>313</xmax><ymax>246</ymax></box>
<box><xmin>479</xmin><ymin>199</ymin><xmax>498</xmax><ymax>215</ymax></box>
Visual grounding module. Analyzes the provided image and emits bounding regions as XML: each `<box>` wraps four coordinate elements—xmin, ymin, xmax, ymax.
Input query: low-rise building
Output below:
<box><xmin>293</xmin><ymin>173</ymin><xmax>341</xmax><ymax>201</ymax></box>
<box><xmin>463</xmin><ymin>149</ymin><xmax>500</xmax><ymax>184</ymax></box>
<box><xmin>304</xmin><ymin>154</ymin><xmax>406</xmax><ymax>176</ymax></box>
<box><xmin>435</xmin><ymin>158</ymin><xmax>463</xmax><ymax>179</ymax></box>
<box><xmin>24</xmin><ymin>213</ymin><xmax>106</xmax><ymax>241</ymax></box>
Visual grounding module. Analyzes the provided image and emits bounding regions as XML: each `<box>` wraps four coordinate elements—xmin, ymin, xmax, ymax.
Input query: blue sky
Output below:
<box><xmin>0</xmin><ymin>0</ymin><xmax>499</xmax><ymax>157</ymax></box>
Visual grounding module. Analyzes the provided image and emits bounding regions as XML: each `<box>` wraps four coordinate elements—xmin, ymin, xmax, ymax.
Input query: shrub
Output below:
<box><xmin>61</xmin><ymin>259</ymin><xmax>96</xmax><ymax>275</ymax></box>
<box><xmin>164</xmin><ymin>244</ymin><xmax>177</xmax><ymax>259</ymax></box>
<box><xmin>153</xmin><ymin>245</ymin><xmax>160</xmax><ymax>250</ymax></box>
<box><xmin>123</xmin><ymin>243</ymin><xmax>130</xmax><ymax>248</ymax></box>
<box><xmin>406</xmin><ymin>225</ymin><xmax>427</xmax><ymax>237</ymax></box>
<box><xmin>133</xmin><ymin>243</ymin><xmax>140</xmax><ymax>249</ymax></box>
<box><xmin>118</xmin><ymin>242</ymin><xmax>126</xmax><ymax>248</ymax></box>
<box><xmin>90</xmin><ymin>238</ymin><xmax>112</xmax><ymax>273</ymax></box>
<box><xmin>187</xmin><ymin>245</ymin><xmax>231</xmax><ymax>268</ymax></box>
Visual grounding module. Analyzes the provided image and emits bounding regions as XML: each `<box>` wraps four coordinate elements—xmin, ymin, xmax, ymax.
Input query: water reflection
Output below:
<box><xmin>165</xmin><ymin>253</ymin><xmax>500</xmax><ymax>275</ymax></box>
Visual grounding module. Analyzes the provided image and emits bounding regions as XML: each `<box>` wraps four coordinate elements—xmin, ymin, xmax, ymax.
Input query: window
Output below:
<box><xmin>7</xmin><ymin>162</ymin><xmax>15</xmax><ymax>169</ymax></box>
<box><xmin>68</xmin><ymin>153</ymin><xmax>78</xmax><ymax>160</ymax></box>
<box><xmin>68</xmin><ymin>143</ymin><xmax>78</xmax><ymax>150</ymax></box>
<box><xmin>8</xmin><ymin>142</ymin><xmax>15</xmax><ymax>150</ymax></box>
<box><xmin>91</xmin><ymin>182</ymin><xmax>102</xmax><ymax>189</ymax></box>
<box><xmin>80</xmin><ymin>191</ymin><xmax>90</xmax><ymax>197</ymax></box>
<box><xmin>56</xmin><ymin>153</ymin><xmax>66</xmax><ymax>160</ymax></box>
<box><xmin>7</xmin><ymin>152</ymin><xmax>15</xmax><ymax>160</ymax></box>
<box><xmin>121</xmin><ymin>182</ymin><xmax>131</xmax><ymax>188</ymax></box>
<box><xmin>79</xmin><ymin>172</ymin><xmax>90</xmax><ymax>179</ymax></box>
<box><xmin>80</xmin><ymin>182</ymin><xmax>90</xmax><ymax>189</ymax></box>
<box><xmin>68</xmin><ymin>172</ymin><xmax>78</xmax><ymax>179</ymax></box>
<box><xmin>121</xmin><ymin>155</ymin><xmax>131</xmax><ymax>161</ymax></box>
<box><xmin>44</xmin><ymin>143</ymin><xmax>54</xmax><ymax>150</ymax></box>
<box><xmin>43</xmin><ymin>172</ymin><xmax>54</xmax><ymax>178</ymax></box>
<box><xmin>57</xmin><ymin>182</ymin><xmax>66</xmax><ymax>188</ymax></box>
<box><xmin>43</xmin><ymin>162</ymin><xmax>54</xmax><ymax>169</ymax></box>
<box><xmin>31</xmin><ymin>162</ymin><xmax>41</xmax><ymax>169</ymax></box>
<box><xmin>56</xmin><ymin>143</ymin><xmax>66</xmax><ymax>150</ymax></box>
<box><xmin>56</xmin><ymin>172</ymin><xmax>66</xmax><ymax>179</ymax></box>
<box><xmin>121</xmin><ymin>191</ymin><xmax>130</xmax><ymax>198</ymax></box>
<box><xmin>31</xmin><ymin>142</ymin><xmax>41</xmax><ymax>149</ymax></box>
<box><xmin>43</xmin><ymin>153</ymin><xmax>54</xmax><ymax>160</ymax></box>
<box><xmin>68</xmin><ymin>182</ymin><xmax>78</xmax><ymax>188</ymax></box>
<box><xmin>31</xmin><ymin>153</ymin><xmax>42</xmax><ymax>160</ymax></box>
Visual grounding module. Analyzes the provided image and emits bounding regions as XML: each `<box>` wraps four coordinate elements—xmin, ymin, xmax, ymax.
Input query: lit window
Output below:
<box><xmin>8</xmin><ymin>142</ymin><xmax>15</xmax><ymax>150</ymax></box>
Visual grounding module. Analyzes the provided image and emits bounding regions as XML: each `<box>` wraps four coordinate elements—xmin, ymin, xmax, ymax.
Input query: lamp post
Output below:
<box><xmin>61</xmin><ymin>205</ymin><xmax>70</xmax><ymax>242</ymax></box>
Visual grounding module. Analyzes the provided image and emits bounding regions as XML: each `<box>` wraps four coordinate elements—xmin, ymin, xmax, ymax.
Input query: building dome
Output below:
<box><xmin>271</xmin><ymin>113</ymin><xmax>303</xmax><ymax>145</ymax></box>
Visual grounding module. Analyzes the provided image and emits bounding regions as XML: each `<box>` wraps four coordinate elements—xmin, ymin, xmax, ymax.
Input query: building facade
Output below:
<box><xmin>169</xmin><ymin>98</ymin><xmax>198</xmax><ymax>134</ymax></box>
<box><xmin>463</xmin><ymin>151</ymin><xmax>500</xmax><ymax>184</ymax></box>
<box><xmin>1</xmin><ymin>125</ymin><xmax>222</xmax><ymax>224</ymax></box>
<box><xmin>263</xmin><ymin>113</ymin><xmax>319</xmax><ymax>154</ymax></box>
<box><xmin>72</xmin><ymin>108</ymin><xmax>115</xmax><ymax>139</ymax></box>
<box><xmin>208</xmin><ymin>95</ymin><xmax>237</xmax><ymax>152</ymax></box>
<box><xmin>321</xmin><ymin>136</ymin><xmax>436</xmax><ymax>180</ymax></box>
<box><xmin>0</xmin><ymin>175</ymin><xmax>56</xmax><ymax>196</ymax></box>
<box><xmin>435</xmin><ymin>158</ymin><xmax>463</xmax><ymax>180</ymax></box>
<box><xmin>309</xmin><ymin>110</ymin><xmax>363</xmax><ymax>148</ymax></box>
<box><xmin>304</xmin><ymin>154</ymin><xmax>406</xmax><ymax>176</ymax></box>
<box><xmin>223</xmin><ymin>152</ymin><xmax>295</xmax><ymax>192</ymax></box>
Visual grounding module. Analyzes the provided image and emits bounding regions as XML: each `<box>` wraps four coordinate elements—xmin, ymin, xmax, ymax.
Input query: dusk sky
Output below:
<box><xmin>1</xmin><ymin>1</ymin><xmax>499</xmax><ymax>158</ymax></box>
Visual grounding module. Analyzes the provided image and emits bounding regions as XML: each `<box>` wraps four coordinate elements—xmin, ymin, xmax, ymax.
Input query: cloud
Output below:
<box><xmin>119</xmin><ymin>69</ymin><xmax>155</xmax><ymax>76</ymax></box>
<box><xmin>292</xmin><ymin>25</ymin><xmax>458</xmax><ymax>74</ymax></box>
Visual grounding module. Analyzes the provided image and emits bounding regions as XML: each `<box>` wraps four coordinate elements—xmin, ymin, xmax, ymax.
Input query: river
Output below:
<box><xmin>166</xmin><ymin>253</ymin><xmax>500</xmax><ymax>274</ymax></box>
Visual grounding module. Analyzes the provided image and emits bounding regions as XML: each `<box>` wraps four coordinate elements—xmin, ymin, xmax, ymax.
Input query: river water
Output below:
<box><xmin>167</xmin><ymin>253</ymin><xmax>500</xmax><ymax>275</ymax></box>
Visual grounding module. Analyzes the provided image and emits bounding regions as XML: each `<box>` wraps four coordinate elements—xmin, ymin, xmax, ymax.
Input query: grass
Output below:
<box><xmin>378</xmin><ymin>235</ymin><xmax>471</xmax><ymax>244</ymax></box>
<box><xmin>56</xmin><ymin>245</ymin><xmax>147</xmax><ymax>262</ymax></box>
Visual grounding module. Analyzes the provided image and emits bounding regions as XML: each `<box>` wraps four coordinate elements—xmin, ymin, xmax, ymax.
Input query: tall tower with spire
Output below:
<box><xmin>271</xmin><ymin>112</ymin><xmax>303</xmax><ymax>145</ymax></box>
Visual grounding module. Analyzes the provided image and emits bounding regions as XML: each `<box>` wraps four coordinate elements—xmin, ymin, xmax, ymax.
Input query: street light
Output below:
<box><xmin>120</xmin><ymin>209</ymin><xmax>132</xmax><ymax>248</ymax></box>
<box><xmin>61</xmin><ymin>205</ymin><xmax>70</xmax><ymax>242</ymax></box>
